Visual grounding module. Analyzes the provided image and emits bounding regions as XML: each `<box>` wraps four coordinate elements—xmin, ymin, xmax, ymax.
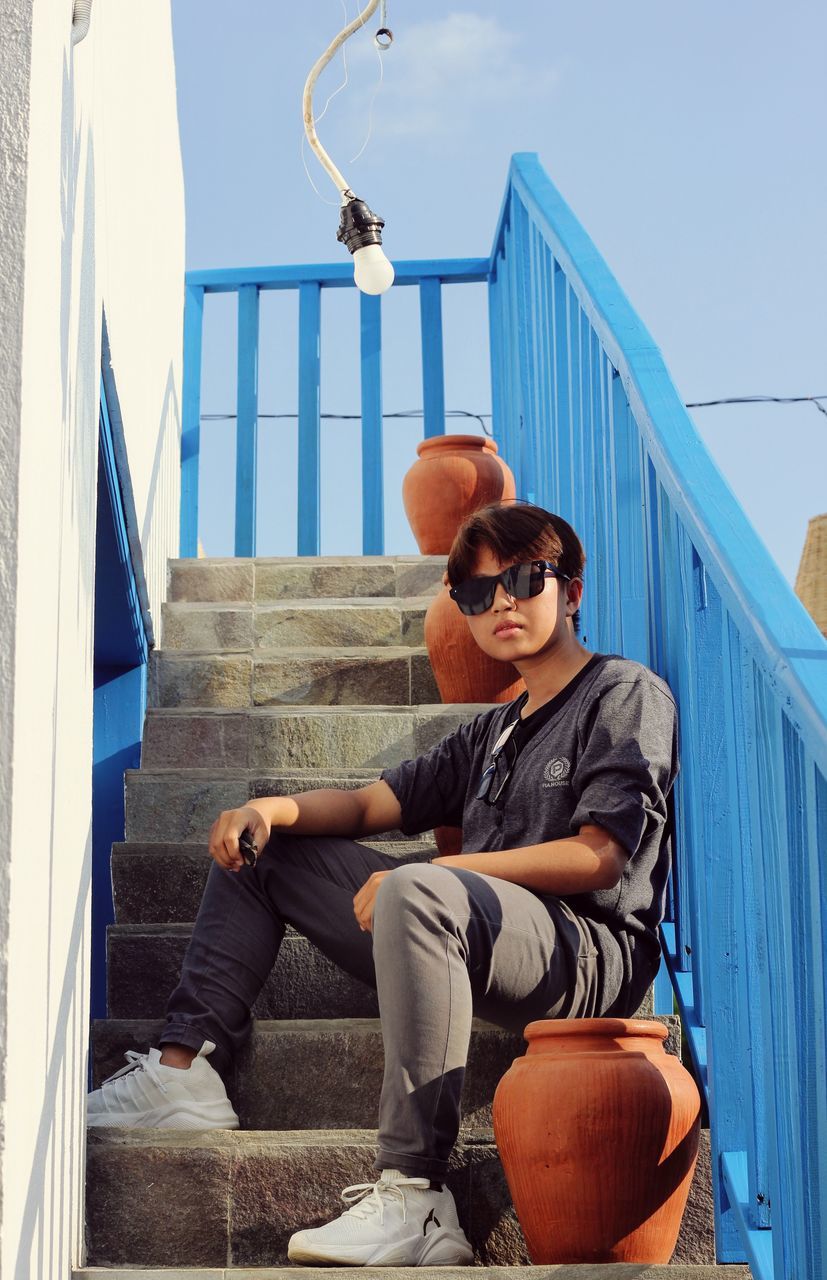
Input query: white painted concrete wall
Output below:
<box><xmin>0</xmin><ymin>2</ymin><xmax>184</xmax><ymax>1273</ymax></box>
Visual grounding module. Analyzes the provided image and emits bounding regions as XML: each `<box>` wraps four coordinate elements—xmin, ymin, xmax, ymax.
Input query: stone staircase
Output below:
<box><xmin>82</xmin><ymin>555</ymin><xmax>750</xmax><ymax>1280</ymax></box>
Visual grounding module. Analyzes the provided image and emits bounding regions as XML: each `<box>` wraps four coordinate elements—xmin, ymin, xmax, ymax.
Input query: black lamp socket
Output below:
<box><xmin>337</xmin><ymin>195</ymin><xmax>385</xmax><ymax>255</ymax></box>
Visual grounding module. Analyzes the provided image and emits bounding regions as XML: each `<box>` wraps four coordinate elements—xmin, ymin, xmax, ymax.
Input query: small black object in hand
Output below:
<box><xmin>239</xmin><ymin>832</ymin><xmax>258</xmax><ymax>868</ymax></box>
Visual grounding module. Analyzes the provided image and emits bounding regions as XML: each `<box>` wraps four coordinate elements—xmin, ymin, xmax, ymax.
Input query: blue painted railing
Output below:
<box><xmin>180</xmin><ymin>259</ymin><xmax>487</xmax><ymax>558</ymax></box>
<box><xmin>489</xmin><ymin>153</ymin><xmax>827</xmax><ymax>1280</ymax></box>
<box><xmin>180</xmin><ymin>152</ymin><xmax>827</xmax><ymax>1279</ymax></box>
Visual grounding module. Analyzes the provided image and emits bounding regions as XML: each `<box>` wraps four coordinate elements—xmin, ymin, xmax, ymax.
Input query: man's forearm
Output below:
<box><xmin>432</xmin><ymin>828</ymin><xmax>626</xmax><ymax>895</ymax></box>
<box><xmin>247</xmin><ymin>789</ymin><xmax>367</xmax><ymax>837</ymax></box>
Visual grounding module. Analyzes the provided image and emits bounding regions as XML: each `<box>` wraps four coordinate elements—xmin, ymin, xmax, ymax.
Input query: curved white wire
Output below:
<box><xmin>301</xmin><ymin>0</ymin><xmax>351</xmax><ymax>206</ymax></box>
<box><xmin>303</xmin><ymin>0</ymin><xmax>381</xmax><ymax>196</ymax></box>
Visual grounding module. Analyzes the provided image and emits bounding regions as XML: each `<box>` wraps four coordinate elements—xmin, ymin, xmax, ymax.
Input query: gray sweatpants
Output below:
<box><xmin>161</xmin><ymin>835</ymin><xmax>627</xmax><ymax>1179</ymax></box>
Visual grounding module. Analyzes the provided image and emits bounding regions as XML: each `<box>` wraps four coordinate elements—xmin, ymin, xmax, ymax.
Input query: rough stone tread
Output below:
<box><xmin>84</xmin><ymin>1129</ymin><xmax>718</xmax><ymax>1271</ymax></box>
<box><xmin>75</xmin><ymin>1268</ymin><xmax>751</xmax><ymax>1279</ymax></box>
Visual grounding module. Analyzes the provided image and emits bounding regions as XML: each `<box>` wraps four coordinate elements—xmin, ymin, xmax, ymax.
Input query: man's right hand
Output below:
<box><xmin>208</xmin><ymin>805</ymin><xmax>272</xmax><ymax>872</ymax></box>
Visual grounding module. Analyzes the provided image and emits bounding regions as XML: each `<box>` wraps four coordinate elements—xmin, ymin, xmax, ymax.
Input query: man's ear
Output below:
<box><xmin>566</xmin><ymin>577</ymin><xmax>584</xmax><ymax>615</ymax></box>
<box><xmin>442</xmin><ymin>570</ymin><xmax>450</xmax><ymax>588</ymax></box>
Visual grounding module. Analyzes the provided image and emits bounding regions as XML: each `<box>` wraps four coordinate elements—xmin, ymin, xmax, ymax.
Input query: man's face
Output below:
<box><xmin>460</xmin><ymin>545</ymin><xmax>579</xmax><ymax>665</ymax></box>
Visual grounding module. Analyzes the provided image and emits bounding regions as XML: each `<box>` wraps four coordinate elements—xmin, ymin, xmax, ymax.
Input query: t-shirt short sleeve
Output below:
<box><xmin>380</xmin><ymin>718</ymin><xmax>479</xmax><ymax>836</ymax></box>
<box><xmin>569</xmin><ymin>676</ymin><xmax>678</xmax><ymax>858</ymax></box>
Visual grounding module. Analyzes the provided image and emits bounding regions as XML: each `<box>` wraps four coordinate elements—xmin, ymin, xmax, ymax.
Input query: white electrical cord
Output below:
<box><xmin>302</xmin><ymin>0</ymin><xmax>382</xmax><ymax>196</ymax></box>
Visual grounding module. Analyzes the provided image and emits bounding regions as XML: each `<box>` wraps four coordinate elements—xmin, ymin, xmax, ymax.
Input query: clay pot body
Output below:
<box><xmin>408</xmin><ymin>434</ymin><xmax>520</xmax><ymax>855</ymax></box>
<box><xmin>493</xmin><ymin>1018</ymin><xmax>701</xmax><ymax>1264</ymax></box>
<box><xmin>425</xmin><ymin>588</ymin><xmax>524</xmax><ymax>858</ymax></box>
<box><xmin>424</xmin><ymin>587</ymin><xmax>525</xmax><ymax>705</ymax></box>
<box><xmin>402</xmin><ymin>435</ymin><xmax>516</xmax><ymax>554</ymax></box>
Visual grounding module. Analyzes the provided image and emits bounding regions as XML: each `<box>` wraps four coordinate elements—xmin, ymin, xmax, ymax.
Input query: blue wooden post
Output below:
<box><xmin>360</xmin><ymin>292</ymin><xmax>384</xmax><ymax>554</ymax></box>
<box><xmin>297</xmin><ymin>281</ymin><xmax>322</xmax><ymax>555</ymax></box>
<box><xmin>611</xmin><ymin>370</ymin><xmax>648</xmax><ymax>664</ymax></box>
<box><xmin>180</xmin><ymin>283</ymin><xmax>204</xmax><ymax>557</ymax></box>
<box><xmin>419</xmin><ymin>277</ymin><xmax>445</xmax><ymax>438</ymax></box>
<box><xmin>235</xmin><ymin>284</ymin><xmax>259</xmax><ymax>557</ymax></box>
<box><xmin>551</xmin><ymin>262</ymin><xmax>572</xmax><ymax>522</ymax></box>
<box><xmin>725</xmin><ymin>616</ymin><xmax>772</xmax><ymax>1232</ymax></box>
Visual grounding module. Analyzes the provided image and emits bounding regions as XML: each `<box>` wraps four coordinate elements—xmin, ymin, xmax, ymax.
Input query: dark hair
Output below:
<box><xmin>447</xmin><ymin>501</ymin><xmax>586</xmax><ymax>634</ymax></box>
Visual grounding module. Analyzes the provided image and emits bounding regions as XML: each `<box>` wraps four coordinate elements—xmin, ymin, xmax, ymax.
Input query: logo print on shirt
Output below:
<box><xmin>423</xmin><ymin>1208</ymin><xmax>441</xmax><ymax>1234</ymax></box>
<box><xmin>543</xmin><ymin>756</ymin><xmax>571</xmax><ymax>787</ymax></box>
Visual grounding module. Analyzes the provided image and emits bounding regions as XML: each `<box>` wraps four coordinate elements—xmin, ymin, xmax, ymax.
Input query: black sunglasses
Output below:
<box><xmin>449</xmin><ymin>559</ymin><xmax>570</xmax><ymax>617</ymax></box>
<box><xmin>476</xmin><ymin>716</ymin><xmax>521</xmax><ymax>805</ymax></box>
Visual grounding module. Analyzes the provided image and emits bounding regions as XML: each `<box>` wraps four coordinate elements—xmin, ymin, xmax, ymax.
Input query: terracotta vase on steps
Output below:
<box><xmin>427</xmin><ymin>580</ymin><xmax>526</xmax><ymax>856</ymax></box>
<box><xmin>402</xmin><ymin>435</ymin><xmax>516</xmax><ymax>555</ymax></box>
<box><xmin>403</xmin><ymin>435</ymin><xmax>522</xmax><ymax>856</ymax></box>
<box><xmin>492</xmin><ymin>1018</ymin><xmax>701</xmax><ymax>1264</ymax></box>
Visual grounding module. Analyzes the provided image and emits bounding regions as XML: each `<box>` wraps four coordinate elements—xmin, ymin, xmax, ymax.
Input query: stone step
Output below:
<box><xmin>91</xmin><ymin>1018</ymin><xmax>531</xmax><ymax>1130</ymax></box>
<box><xmin>107</xmin><ymin>922</ymin><xmax>379</xmax><ymax>1020</ymax></box>
<box><xmin>160</xmin><ymin>598</ymin><xmax>434</xmax><ymax>654</ymax></box>
<box><xmin>149</xmin><ymin>647</ymin><xmax>440</xmax><ymax>710</ymax></box>
<box><xmin>124</xmin><ymin>769</ymin><xmax>417</xmax><ymax>843</ymax></box>
<box><xmin>139</xmin><ymin>705</ymin><xmax>487</xmax><ymax>772</ymax></box>
<box><xmin>84</xmin><ymin>1128</ymin><xmax>716</xmax><ymax>1270</ymax></box>
<box><xmin>167</xmin><ymin>555</ymin><xmax>447</xmax><ymax>604</ymax></box>
<box><xmin>111</xmin><ymin>840</ymin><xmax>435</xmax><ymax>924</ymax></box>
<box><xmin>106</xmin><ymin>917</ymin><xmax>670</xmax><ymax>1027</ymax></box>
<box><xmin>74</xmin><ymin>1269</ymin><xmax>750</xmax><ymax>1280</ymax></box>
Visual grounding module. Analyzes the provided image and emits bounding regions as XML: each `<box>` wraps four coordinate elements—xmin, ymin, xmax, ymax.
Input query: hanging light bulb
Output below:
<box><xmin>337</xmin><ymin>192</ymin><xmax>395</xmax><ymax>295</ymax></box>
<box><xmin>302</xmin><ymin>0</ymin><xmax>395</xmax><ymax>295</ymax></box>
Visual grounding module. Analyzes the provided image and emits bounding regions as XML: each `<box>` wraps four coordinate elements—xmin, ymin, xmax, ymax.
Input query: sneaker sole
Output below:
<box><xmin>86</xmin><ymin>1101</ymin><xmax>239</xmax><ymax>1130</ymax></box>
<box><xmin>287</xmin><ymin>1226</ymin><xmax>473</xmax><ymax>1267</ymax></box>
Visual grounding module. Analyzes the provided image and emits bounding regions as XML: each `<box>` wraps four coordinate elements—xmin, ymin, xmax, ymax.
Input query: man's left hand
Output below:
<box><xmin>353</xmin><ymin>869</ymin><xmax>393</xmax><ymax>933</ymax></box>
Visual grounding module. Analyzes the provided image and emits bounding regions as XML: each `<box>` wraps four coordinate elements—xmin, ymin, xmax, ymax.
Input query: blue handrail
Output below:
<box><xmin>490</xmin><ymin>152</ymin><xmax>827</xmax><ymax>1280</ymax></box>
<box><xmin>179</xmin><ymin>152</ymin><xmax>827</xmax><ymax>1278</ymax></box>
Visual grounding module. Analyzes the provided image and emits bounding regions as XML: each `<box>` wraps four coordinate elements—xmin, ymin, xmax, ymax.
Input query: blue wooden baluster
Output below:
<box><xmin>551</xmin><ymin>261</ymin><xmax>572</xmax><ymax>522</ymax></box>
<box><xmin>610</xmin><ymin>369</ymin><xmax>648</xmax><ymax>664</ymax></box>
<box><xmin>360</xmin><ymin>292</ymin><xmax>383</xmax><ymax>554</ymax></box>
<box><xmin>725</xmin><ymin>617</ymin><xmax>771</xmax><ymax>1233</ymax></box>
<box><xmin>235</xmin><ymin>284</ymin><xmax>259</xmax><ymax>557</ymax></box>
<box><xmin>180</xmin><ymin>283</ymin><xmax>204</xmax><ymax>557</ymax></box>
<box><xmin>419</xmin><ymin>276</ymin><xmax>445</xmax><ymax>438</ymax></box>
<box><xmin>297</xmin><ymin>281</ymin><xmax>322</xmax><ymax>555</ymax></box>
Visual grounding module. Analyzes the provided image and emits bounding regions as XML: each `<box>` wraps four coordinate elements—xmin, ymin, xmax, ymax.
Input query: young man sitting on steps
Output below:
<box><xmin>87</xmin><ymin>500</ymin><xmax>679</xmax><ymax>1268</ymax></box>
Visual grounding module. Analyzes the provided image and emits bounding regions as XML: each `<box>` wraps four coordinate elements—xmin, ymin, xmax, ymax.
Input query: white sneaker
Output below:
<box><xmin>287</xmin><ymin>1168</ymin><xmax>473</xmax><ymax>1266</ymax></box>
<box><xmin>86</xmin><ymin>1040</ymin><xmax>239</xmax><ymax>1130</ymax></box>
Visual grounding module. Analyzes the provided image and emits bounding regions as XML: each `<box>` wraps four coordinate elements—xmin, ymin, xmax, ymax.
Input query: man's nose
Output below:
<box><xmin>491</xmin><ymin>581</ymin><xmax>516</xmax><ymax>610</ymax></box>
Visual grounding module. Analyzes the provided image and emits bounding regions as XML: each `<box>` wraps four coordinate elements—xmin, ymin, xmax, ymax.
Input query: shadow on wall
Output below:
<box><xmin>140</xmin><ymin>359</ymin><xmax>181</xmax><ymax>552</ymax></box>
<box><xmin>14</xmin><ymin>824</ymin><xmax>92</xmax><ymax>1277</ymax></box>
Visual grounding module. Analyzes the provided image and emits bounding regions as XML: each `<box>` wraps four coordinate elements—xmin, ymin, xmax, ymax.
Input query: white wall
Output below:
<box><xmin>0</xmin><ymin>2</ymin><xmax>184</xmax><ymax>1274</ymax></box>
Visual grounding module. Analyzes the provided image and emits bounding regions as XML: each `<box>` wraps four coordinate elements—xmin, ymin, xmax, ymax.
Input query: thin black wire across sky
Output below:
<box><xmin>200</xmin><ymin>395</ymin><xmax>827</xmax><ymax>428</ymax></box>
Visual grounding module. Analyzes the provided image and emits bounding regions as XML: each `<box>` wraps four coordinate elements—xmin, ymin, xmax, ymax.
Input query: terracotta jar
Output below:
<box><xmin>424</xmin><ymin>587</ymin><xmax>524</xmax><ymax>857</ymax></box>
<box><xmin>402</xmin><ymin>435</ymin><xmax>516</xmax><ymax>554</ymax></box>
<box><xmin>424</xmin><ymin>587</ymin><xmax>524</xmax><ymax>705</ymax></box>
<box><xmin>493</xmin><ymin>1018</ymin><xmax>701</xmax><ymax>1264</ymax></box>
<box><xmin>406</xmin><ymin>433</ymin><xmax>521</xmax><ymax>855</ymax></box>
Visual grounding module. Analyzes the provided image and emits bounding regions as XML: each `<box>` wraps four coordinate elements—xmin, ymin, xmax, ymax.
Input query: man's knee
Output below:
<box><xmin>374</xmin><ymin>861</ymin><xmax>459</xmax><ymax>922</ymax></box>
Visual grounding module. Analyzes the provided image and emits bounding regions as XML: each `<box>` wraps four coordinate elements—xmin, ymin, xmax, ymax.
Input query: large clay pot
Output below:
<box><xmin>493</xmin><ymin>1018</ymin><xmax>701</xmax><ymax>1264</ymax></box>
<box><xmin>402</xmin><ymin>435</ymin><xmax>516</xmax><ymax>554</ymax></box>
<box><xmin>424</xmin><ymin>587</ymin><xmax>524</xmax><ymax>705</ymax></box>
<box><xmin>425</xmin><ymin>589</ymin><xmax>524</xmax><ymax>857</ymax></box>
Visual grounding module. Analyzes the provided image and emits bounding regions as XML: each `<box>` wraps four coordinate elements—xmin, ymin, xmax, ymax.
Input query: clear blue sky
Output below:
<box><xmin>172</xmin><ymin>0</ymin><xmax>826</xmax><ymax>584</ymax></box>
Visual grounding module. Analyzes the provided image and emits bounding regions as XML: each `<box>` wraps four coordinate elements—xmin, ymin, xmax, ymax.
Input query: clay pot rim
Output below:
<box><xmin>415</xmin><ymin>433</ymin><xmax>500</xmax><ymax>456</ymax></box>
<box><xmin>523</xmin><ymin>1017</ymin><xmax>668</xmax><ymax>1042</ymax></box>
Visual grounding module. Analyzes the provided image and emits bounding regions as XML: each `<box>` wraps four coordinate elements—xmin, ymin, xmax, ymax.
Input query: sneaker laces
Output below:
<box><xmin>339</xmin><ymin>1175</ymin><xmax>430</xmax><ymax>1226</ymax></box>
<box><xmin>101</xmin><ymin>1050</ymin><xmax>169</xmax><ymax>1097</ymax></box>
